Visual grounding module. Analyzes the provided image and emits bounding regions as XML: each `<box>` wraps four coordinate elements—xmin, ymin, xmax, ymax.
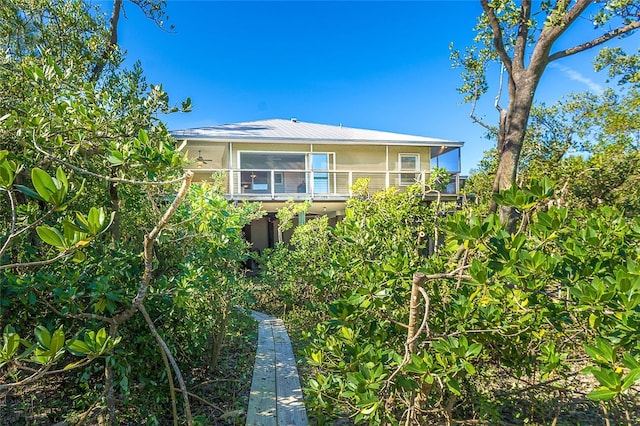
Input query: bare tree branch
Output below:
<box><xmin>513</xmin><ymin>0</ymin><xmax>532</xmax><ymax>72</ymax></box>
<box><xmin>0</xmin><ymin>250</ymin><xmax>73</xmax><ymax>271</ymax></box>
<box><xmin>531</xmin><ymin>0</ymin><xmax>593</xmax><ymax>67</ymax></box>
<box><xmin>549</xmin><ymin>20</ymin><xmax>640</xmax><ymax>62</ymax></box>
<box><xmin>90</xmin><ymin>0</ymin><xmax>122</xmax><ymax>82</ymax></box>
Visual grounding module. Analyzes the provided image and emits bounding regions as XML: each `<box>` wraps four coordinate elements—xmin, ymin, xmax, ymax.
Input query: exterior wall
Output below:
<box><xmin>311</xmin><ymin>144</ymin><xmax>386</xmax><ymax>171</ymax></box>
<box><xmin>187</xmin><ymin>140</ymin><xmax>432</xmax><ymax>172</ymax></box>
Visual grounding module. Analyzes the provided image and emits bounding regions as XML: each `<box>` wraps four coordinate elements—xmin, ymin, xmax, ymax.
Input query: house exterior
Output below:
<box><xmin>171</xmin><ymin>118</ymin><xmax>464</xmax><ymax>251</ymax></box>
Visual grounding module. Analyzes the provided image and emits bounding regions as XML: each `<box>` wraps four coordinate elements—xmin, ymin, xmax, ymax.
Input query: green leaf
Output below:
<box><xmin>591</xmin><ymin>368</ymin><xmax>620</xmax><ymax>389</ymax></box>
<box><xmin>584</xmin><ymin>339</ymin><xmax>615</xmax><ymax>364</ymax></box>
<box><xmin>622</xmin><ymin>353</ymin><xmax>640</xmax><ymax>370</ymax></box>
<box><xmin>63</xmin><ymin>359</ymin><xmax>86</xmax><ymax>370</ymax></box>
<box><xmin>73</xmin><ymin>250</ymin><xmax>86</xmax><ymax>262</ymax></box>
<box><xmin>36</xmin><ymin>226</ymin><xmax>65</xmax><ymax>248</ymax></box>
<box><xmin>87</xmin><ymin>207</ymin><xmax>106</xmax><ymax>234</ymax></box>
<box><xmin>138</xmin><ymin>129</ymin><xmax>149</xmax><ymax>144</ymax></box>
<box><xmin>74</xmin><ymin>211</ymin><xmax>92</xmax><ymax>233</ymax></box>
<box><xmin>621</xmin><ymin>368</ymin><xmax>640</xmax><ymax>391</ymax></box>
<box><xmin>95</xmin><ymin>328</ymin><xmax>107</xmax><ymax>350</ymax></box>
<box><xmin>67</xmin><ymin>339</ymin><xmax>91</xmax><ymax>356</ymax></box>
<box><xmin>50</xmin><ymin>327</ymin><xmax>65</xmax><ymax>353</ymax></box>
<box><xmin>586</xmin><ymin>388</ymin><xmax>618</xmax><ymax>401</ymax></box>
<box><xmin>107</xmin><ymin>150</ymin><xmax>123</xmax><ymax>165</ymax></box>
<box><xmin>31</xmin><ymin>167</ymin><xmax>56</xmax><ymax>203</ymax></box>
<box><xmin>55</xmin><ymin>167</ymin><xmax>68</xmax><ymax>203</ymax></box>
<box><xmin>1</xmin><ymin>325</ymin><xmax>21</xmax><ymax>362</ymax></box>
<box><xmin>34</xmin><ymin>326</ymin><xmax>52</xmax><ymax>350</ymax></box>
<box><xmin>14</xmin><ymin>185</ymin><xmax>45</xmax><ymax>201</ymax></box>
<box><xmin>0</xmin><ymin>159</ymin><xmax>17</xmax><ymax>187</ymax></box>
<box><xmin>465</xmin><ymin>343</ymin><xmax>483</xmax><ymax>358</ymax></box>
<box><xmin>446</xmin><ymin>377</ymin><xmax>462</xmax><ymax>396</ymax></box>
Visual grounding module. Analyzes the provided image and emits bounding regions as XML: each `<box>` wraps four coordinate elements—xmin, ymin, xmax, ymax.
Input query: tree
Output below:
<box><xmin>452</xmin><ymin>0</ymin><xmax>640</xmax><ymax>228</ymax></box>
<box><xmin>0</xmin><ymin>1</ymin><xmax>209</xmax><ymax>424</ymax></box>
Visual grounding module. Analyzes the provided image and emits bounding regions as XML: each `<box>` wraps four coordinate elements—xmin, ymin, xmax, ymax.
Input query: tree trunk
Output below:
<box><xmin>489</xmin><ymin>73</ymin><xmax>541</xmax><ymax>231</ymax></box>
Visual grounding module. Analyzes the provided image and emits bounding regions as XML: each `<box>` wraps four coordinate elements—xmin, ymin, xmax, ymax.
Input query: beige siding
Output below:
<box><xmin>187</xmin><ymin>141</ymin><xmax>432</xmax><ymax>172</ymax></box>
<box><xmin>234</xmin><ymin>143</ymin><xmax>312</xmax><ymax>156</ymax></box>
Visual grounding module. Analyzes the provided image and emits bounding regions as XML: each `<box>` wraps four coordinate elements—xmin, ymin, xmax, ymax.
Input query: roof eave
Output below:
<box><xmin>171</xmin><ymin>135</ymin><xmax>464</xmax><ymax>147</ymax></box>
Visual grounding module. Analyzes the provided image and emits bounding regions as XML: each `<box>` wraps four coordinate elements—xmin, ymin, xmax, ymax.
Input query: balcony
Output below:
<box><xmin>189</xmin><ymin>168</ymin><xmax>463</xmax><ymax>201</ymax></box>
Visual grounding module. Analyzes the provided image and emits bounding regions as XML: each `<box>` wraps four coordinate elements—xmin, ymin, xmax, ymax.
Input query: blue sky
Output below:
<box><xmin>109</xmin><ymin>1</ymin><xmax>637</xmax><ymax>174</ymax></box>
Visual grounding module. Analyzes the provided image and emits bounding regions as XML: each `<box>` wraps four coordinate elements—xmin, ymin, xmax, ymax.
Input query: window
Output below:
<box><xmin>430</xmin><ymin>147</ymin><xmax>460</xmax><ymax>172</ymax></box>
<box><xmin>399</xmin><ymin>154</ymin><xmax>420</xmax><ymax>186</ymax></box>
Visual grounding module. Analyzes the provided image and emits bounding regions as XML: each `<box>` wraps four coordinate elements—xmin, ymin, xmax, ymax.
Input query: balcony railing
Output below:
<box><xmin>189</xmin><ymin>168</ymin><xmax>462</xmax><ymax>200</ymax></box>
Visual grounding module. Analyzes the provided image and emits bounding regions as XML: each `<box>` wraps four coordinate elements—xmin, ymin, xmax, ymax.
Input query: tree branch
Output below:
<box><xmin>480</xmin><ymin>0</ymin><xmax>514</xmax><ymax>74</ymax></box>
<box><xmin>0</xmin><ymin>250</ymin><xmax>73</xmax><ymax>271</ymax></box>
<box><xmin>549</xmin><ymin>20</ymin><xmax>640</xmax><ymax>62</ymax></box>
<box><xmin>139</xmin><ymin>303</ymin><xmax>189</xmax><ymax>425</ymax></box>
<box><xmin>90</xmin><ymin>0</ymin><xmax>122</xmax><ymax>82</ymax></box>
<box><xmin>33</xmin><ymin>138</ymin><xmax>185</xmax><ymax>186</ymax></box>
<box><xmin>531</xmin><ymin>0</ymin><xmax>592</xmax><ymax>67</ymax></box>
<box><xmin>513</xmin><ymin>0</ymin><xmax>532</xmax><ymax>72</ymax></box>
<box><xmin>0</xmin><ymin>203</ymin><xmax>57</xmax><ymax>261</ymax></box>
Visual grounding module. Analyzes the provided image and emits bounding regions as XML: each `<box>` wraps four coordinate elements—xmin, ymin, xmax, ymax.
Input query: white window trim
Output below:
<box><xmin>398</xmin><ymin>153</ymin><xmax>420</xmax><ymax>186</ymax></box>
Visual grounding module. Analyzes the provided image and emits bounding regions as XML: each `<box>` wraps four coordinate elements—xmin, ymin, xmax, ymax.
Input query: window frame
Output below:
<box><xmin>398</xmin><ymin>153</ymin><xmax>420</xmax><ymax>186</ymax></box>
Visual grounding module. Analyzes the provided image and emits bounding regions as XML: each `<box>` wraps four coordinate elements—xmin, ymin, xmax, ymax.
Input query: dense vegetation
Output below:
<box><xmin>2</xmin><ymin>0</ymin><xmax>639</xmax><ymax>425</ymax></box>
<box><xmin>1</xmin><ymin>1</ymin><xmax>262</xmax><ymax>424</ymax></box>
<box><xmin>255</xmin><ymin>1</ymin><xmax>640</xmax><ymax>423</ymax></box>
<box><xmin>255</xmin><ymin>177</ymin><xmax>640</xmax><ymax>424</ymax></box>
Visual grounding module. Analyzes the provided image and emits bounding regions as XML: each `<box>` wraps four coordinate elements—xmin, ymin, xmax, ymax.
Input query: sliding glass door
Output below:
<box><xmin>310</xmin><ymin>153</ymin><xmax>329</xmax><ymax>194</ymax></box>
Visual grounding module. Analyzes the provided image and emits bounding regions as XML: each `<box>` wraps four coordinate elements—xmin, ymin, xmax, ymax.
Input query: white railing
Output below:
<box><xmin>189</xmin><ymin>168</ymin><xmax>461</xmax><ymax>199</ymax></box>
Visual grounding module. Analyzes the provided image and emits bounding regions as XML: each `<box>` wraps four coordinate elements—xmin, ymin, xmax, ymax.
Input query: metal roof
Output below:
<box><xmin>171</xmin><ymin>118</ymin><xmax>463</xmax><ymax>147</ymax></box>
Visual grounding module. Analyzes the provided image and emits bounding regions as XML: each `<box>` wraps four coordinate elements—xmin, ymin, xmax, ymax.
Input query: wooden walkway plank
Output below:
<box><xmin>247</xmin><ymin>311</ymin><xmax>308</xmax><ymax>426</ymax></box>
<box><xmin>246</xmin><ymin>320</ymin><xmax>277</xmax><ymax>425</ymax></box>
<box><xmin>273</xmin><ymin>320</ymin><xmax>308</xmax><ymax>426</ymax></box>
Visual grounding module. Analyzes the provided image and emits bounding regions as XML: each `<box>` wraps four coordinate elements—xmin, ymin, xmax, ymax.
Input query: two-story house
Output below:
<box><xmin>171</xmin><ymin>118</ymin><xmax>463</xmax><ymax>251</ymax></box>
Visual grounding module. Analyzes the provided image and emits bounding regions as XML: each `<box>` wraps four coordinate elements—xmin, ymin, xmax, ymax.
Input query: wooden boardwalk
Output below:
<box><xmin>246</xmin><ymin>311</ymin><xmax>308</xmax><ymax>426</ymax></box>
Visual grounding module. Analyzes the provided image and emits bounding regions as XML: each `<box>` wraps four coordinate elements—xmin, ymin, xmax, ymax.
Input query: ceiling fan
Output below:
<box><xmin>195</xmin><ymin>150</ymin><xmax>212</xmax><ymax>167</ymax></box>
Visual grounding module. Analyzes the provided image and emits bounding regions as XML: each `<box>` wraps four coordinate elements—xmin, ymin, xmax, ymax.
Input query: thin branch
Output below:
<box><xmin>470</xmin><ymin>86</ymin><xmax>500</xmax><ymax>134</ymax></box>
<box><xmin>139</xmin><ymin>303</ymin><xmax>192</xmax><ymax>425</ymax></box>
<box><xmin>0</xmin><ymin>250</ymin><xmax>73</xmax><ymax>271</ymax></box>
<box><xmin>384</xmin><ymin>279</ymin><xmax>432</xmax><ymax>392</ymax></box>
<box><xmin>495</xmin><ymin>63</ymin><xmax>505</xmax><ymax>112</ymax></box>
<box><xmin>548</xmin><ymin>20</ymin><xmax>640</xmax><ymax>62</ymax></box>
<box><xmin>90</xmin><ymin>0</ymin><xmax>122</xmax><ymax>82</ymax></box>
<box><xmin>32</xmin><ymin>138</ymin><xmax>185</xmax><ymax>186</ymax></box>
<box><xmin>175</xmin><ymin>389</ymin><xmax>225</xmax><ymax>415</ymax></box>
<box><xmin>111</xmin><ymin>171</ymin><xmax>193</xmax><ymax>328</ymax></box>
<box><xmin>530</xmin><ymin>0</ymin><xmax>592</xmax><ymax>66</ymax></box>
<box><xmin>0</xmin><ymin>203</ymin><xmax>57</xmax><ymax>261</ymax></box>
<box><xmin>0</xmin><ymin>363</ymin><xmax>53</xmax><ymax>391</ymax></box>
<box><xmin>41</xmin><ymin>300</ymin><xmax>115</xmax><ymax>325</ymax></box>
